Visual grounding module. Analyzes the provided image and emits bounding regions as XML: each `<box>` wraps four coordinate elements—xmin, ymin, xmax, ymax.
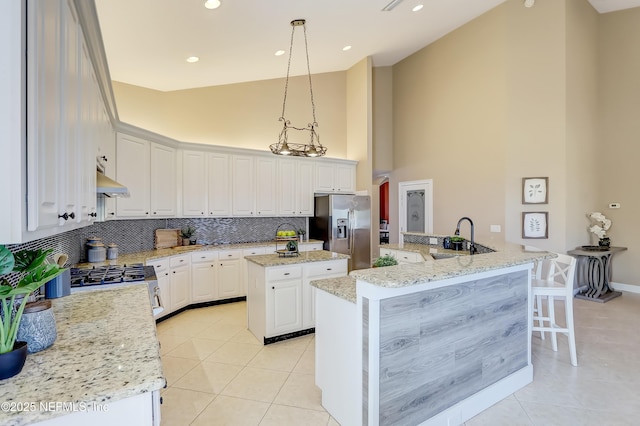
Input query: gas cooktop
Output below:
<box><xmin>70</xmin><ymin>264</ymin><xmax>155</xmax><ymax>288</ymax></box>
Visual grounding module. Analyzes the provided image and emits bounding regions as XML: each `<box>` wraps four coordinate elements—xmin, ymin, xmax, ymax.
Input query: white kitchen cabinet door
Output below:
<box><xmin>147</xmin><ymin>259</ymin><xmax>171</xmax><ymax>318</ymax></box>
<box><xmin>266</xmin><ymin>279</ymin><xmax>303</xmax><ymax>337</ymax></box>
<box><xmin>150</xmin><ymin>143</ymin><xmax>177</xmax><ymax>217</ymax></box>
<box><xmin>208</xmin><ymin>152</ymin><xmax>231</xmax><ymax>216</ymax></box>
<box><xmin>232</xmin><ymin>155</ymin><xmax>255</xmax><ymax>216</ymax></box>
<box><xmin>116</xmin><ymin>134</ymin><xmax>151</xmax><ymax>217</ymax></box>
<box><xmin>255</xmin><ymin>157</ymin><xmax>277</xmax><ymax>216</ymax></box>
<box><xmin>218</xmin><ymin>260</ymin><xmax>242</xmax><ymax>299</ymax></box>
<box><xmin>191</xmin><ymin>262</ymin><xmax>217</xmax><ymax>302</ymax></box>
<box><xmin>314</xmin><ymin>162</ymin><xmax>335</xmax><ymax>193</ymax></box>
<box><xmin>78</xmin><ymin>46</ymin><xmax>98</xmax><ymax>223</ymax></box>
<box><xmin>277</xmin><ymin>159</ymin><xmax>297</xmax><ymax>215</ymax></box>
<box><xmin>335</xmin><ymin>163</ymin><xmax>355</xmax><ymax>192</ymax></box>
<box><xmin>97</xmin><ymin>105</ymin><xmax>117</xmax><ymax>220</ymax></box>
<box><xmin>182</xmin><ymin>150</ymin><xmax>208</xmax><ymax>217</ymax></box>
<box><xmin>297</xmin><ymin>161</ymin><xmax>315</xmax><ymax>215</ymax></box>
<box><xmin>302</xmin><ymin>260</ymin><xmax>348</xmax><ymax>329</ymax></box>
<box><xmin>170</xmin><ymin>265</ymin><xmax>191</xmax><ymax>311</ymax></box>
<box><xmin>242</xmin><ymin>247</ymin><xmax>268</xmax><ymax>296</ymax></box>
<box><xmin>26</xmin><ymin>0</ymin><xmax>63</xmax><ymax>232</ymax></box>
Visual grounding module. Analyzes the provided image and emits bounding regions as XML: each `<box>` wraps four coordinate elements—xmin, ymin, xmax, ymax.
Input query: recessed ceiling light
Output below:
<box><xmin>412</xmin><ymin>4</ymin><xmax>424</xmax><ymax>12</ymax></box>
<box><xmin>204</xmin><ymin>0</ymin><xmax>221</xmax><ymax>10</ymax></box>
<box><xmin>342</xmin><ymin>45</ymin><xmax>352</xmax><ymax>51</ymax></box>
<box><xmin>524</xmin><ymin>0</ymin><xmax>535</xmax><ymax>7</ymax></box>
<box><xmin>186</xmin><ymin>56</ymin><xmax>200</xmax><ymax>63</ymax></box>
<box><xmin>275</xmin><ymin>50</ymin><xmax>286</xmax><ymax>56</ymax></box>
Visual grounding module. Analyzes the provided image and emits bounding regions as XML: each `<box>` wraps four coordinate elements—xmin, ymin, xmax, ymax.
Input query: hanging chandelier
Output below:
<box><xmin>270</xmin><ymin>19</ymin><xmax>327</xmax><ymax>158</ymax></box>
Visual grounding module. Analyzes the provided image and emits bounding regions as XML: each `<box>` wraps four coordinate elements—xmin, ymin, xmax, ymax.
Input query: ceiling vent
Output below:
<box><xmin>381</xmin><ymin>0</ymin><xmax>405</xmax><ymax>11</ymax></box>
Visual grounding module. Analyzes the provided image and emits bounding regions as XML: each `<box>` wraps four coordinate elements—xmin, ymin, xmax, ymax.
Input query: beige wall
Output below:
<box><xmin>599</xmin><ymin>7</ymin><xmax>640</xmax><ymax>285</ymax></box>
<box><xmin>390</xmin><ymin>2</ymin><xmax>508</xmax><ymax>244</ymax></box>
<box><xmin>373</xmin><ymin>66</ymin><xmax>393</xmax><ymax>178</ymax></box>
<box><xmin>113</xmin><ymin>71</ymin><xmax>349</xmax><ymax>158</ymax></box>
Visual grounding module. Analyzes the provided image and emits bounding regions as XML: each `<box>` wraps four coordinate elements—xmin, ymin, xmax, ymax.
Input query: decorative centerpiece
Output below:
<box><xmin>275</xmin><ymin>223</ymin><xmax>299</xmax><ymax>257</ymax></box>
<box><xmin>587</xmin><ymin>212</ymin><xmax>612</xmax><ymax>248</ymax></box>
<box><xmin>0</xmin><ymin>246</ymin><xmax>65</xmax><ymax>379</ymax></box>
<box><xmin>180</xmin><ymin>226</ymin><xmax>196</xmax><ymax>246</ymax></box>
<box><xmin>449</xmin><ymin>236</ymin><xmax>465</xmax><ymax>251</ymax></box>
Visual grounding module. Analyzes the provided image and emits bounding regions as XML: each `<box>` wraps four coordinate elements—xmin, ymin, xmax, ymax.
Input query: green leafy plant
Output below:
<box><xmin>450</xmin><ymin>236</ymin><xmax>465</xmax><ymax>243</ymax></box>
<box><xmin>373</xmin><ymin>254</ymin><xmax>398</xmax><ymax>267</ymax></box>
<box><xmin>180</xmin><ymin>226</ymin><xmax>196</xmax><ymax>239</ymax></box>
<box><xmin>0</xmin><ymin>246</ymin><xmax>65</xmax><ymax>354</ymax></box>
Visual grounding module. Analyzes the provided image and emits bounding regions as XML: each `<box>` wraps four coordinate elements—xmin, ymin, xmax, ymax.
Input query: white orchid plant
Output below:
<box><xmin>587</xmin><ymin>212</ymin><xmax>611</xmax><ymax>239</ymax></box>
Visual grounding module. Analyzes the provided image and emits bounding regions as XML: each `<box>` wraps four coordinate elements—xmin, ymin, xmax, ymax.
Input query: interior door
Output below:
<box><xmin>398</xmin><ymin>180</ymin><xmax>433</xmax><ymax>243</ymax></box>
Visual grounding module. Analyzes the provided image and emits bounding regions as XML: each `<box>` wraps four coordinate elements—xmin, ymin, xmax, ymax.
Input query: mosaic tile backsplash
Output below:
<box><xmin>3</xmin><ymin>217</ymin><xmax>307</xmax><ymax>267</ymax></box>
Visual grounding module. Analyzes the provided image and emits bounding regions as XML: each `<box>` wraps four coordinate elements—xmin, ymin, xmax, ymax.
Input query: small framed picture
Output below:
<box><xmin>522</xmin><ymin>212</ymin><xmax>548</xmax><ymax>239</ymax></box>
<box><xmin>522</xmin><ymin>177</ymin><xmax>548</xmax><ymax>204</ymax></box>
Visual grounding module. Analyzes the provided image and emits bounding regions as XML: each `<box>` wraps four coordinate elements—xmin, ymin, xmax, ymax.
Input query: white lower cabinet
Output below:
<box><xmin>247</xmin><ymin>257</ymin><xmax>348</xmax><ymax>343</ymax></box>
<box><xmin>218</xmin><ymin>250</ymin><xmax>243</xmax><ymax>299</ymax></box>
<box><xmin>147</xmin><ymin>258</ymin><xmax>171</xmax><ymax>319</ymax></box>
<box><xmin>169</xmin><ymin>255</ymin><xmax>191</xmax><ymax>311</ymax></box>
<box><xmin>303</xmin><ymin>260</ymin><xmax>348</xmax><ymax>329</ymax></box>
<box><xmin>191</xmin><ymin>251</ymin><xmax>218</xmax><ymax>302</ymax></box>
<box><xmin>299</xmin><ymin>242</ymin><xmax>323</xmax><ymax>252</ymax></box>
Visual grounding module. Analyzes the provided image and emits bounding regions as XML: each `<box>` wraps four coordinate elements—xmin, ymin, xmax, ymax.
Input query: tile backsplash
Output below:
<box><xmin>3</xmin><ymin>217</ymin><xmax>306</xmax><ymax>266</ymax></box>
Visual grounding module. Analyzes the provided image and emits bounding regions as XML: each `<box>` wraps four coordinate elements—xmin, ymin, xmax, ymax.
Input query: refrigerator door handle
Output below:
<box><xmin>348</xmin><ymin>209</ymin><xmax>354</xmax><ymax>255</ymax></box>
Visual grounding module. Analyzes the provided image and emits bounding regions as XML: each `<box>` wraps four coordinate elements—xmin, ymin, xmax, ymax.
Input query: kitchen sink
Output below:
<box><xmin>430</xmin><ymin>253</ymin><xmax>459</xmax><ymax>260</ymax></box>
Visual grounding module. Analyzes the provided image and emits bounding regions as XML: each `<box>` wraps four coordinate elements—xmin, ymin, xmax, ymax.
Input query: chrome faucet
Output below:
<box><xmin>454</xmin><ymin>217</ymin><xmax>476</xmax><ymax>255</ymax></box>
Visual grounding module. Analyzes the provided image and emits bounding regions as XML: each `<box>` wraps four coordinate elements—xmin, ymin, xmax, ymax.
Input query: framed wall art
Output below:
<box><xmin>522</xmin><ymin>177</ymin><xmax>548</xmax><ymax>204</ymax></box>
<box><xmin>522</xmin><ymin>212</ymin><xmax>548</xmax><ymax>239</ymax></box>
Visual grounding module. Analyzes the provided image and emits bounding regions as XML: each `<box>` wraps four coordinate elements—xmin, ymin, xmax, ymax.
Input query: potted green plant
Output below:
<box><xmin>0</xmin><ymin>245</ymin><xmax>65</xmax><ymax>379</ymax></box>
<box><xmin>297</xmin><ymin>228</ymin><xmax>306</xmax><ymax>242</ymax></box>
<box><xmin>180</xmin><ymin>226</ymin><xmax>196</xmax><ymax>246</ymax></box>
<box><xmin>373</xmin><ymin>254</ymin><xmax>399</xmax><ymax>268</ymax></box>
<box><xmin>450</xmin><ymin>236</ymin><xmax>465</xmax><ymax>251</ymax></box>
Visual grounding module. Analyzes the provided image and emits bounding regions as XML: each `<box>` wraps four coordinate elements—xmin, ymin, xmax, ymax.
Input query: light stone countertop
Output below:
<box><xmin>311</xmin><ymin>276</ymin><xmax>357</xmax><ymax>303</ymax></box>
<box><xmin>245</xmin><ymin>250</ymin><xmax>350</xmax><ymax>267</ymax></box>
<box><xmin>0</xmin><ymin>284</ymin><xmax>165</xmax><ymax>426</ymax></box>
<box><xmin>75</xmin><ymin>239</ymin><xmax>325</xmax><ymax>268</ymax></box>
<box><xmin>382</xmin><ymin>242</ymin><xmax>472</xmax><ymax>259</ymax></box>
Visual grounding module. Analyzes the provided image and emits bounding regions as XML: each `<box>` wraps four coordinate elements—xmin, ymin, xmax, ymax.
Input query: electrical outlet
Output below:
<box><xmin>429</xmin><ymin>237</ymin><xmax>438</xmax><ymax>245</ymax></box>
<box><xmin>609</xmin><ymin>203</ymin><xmax>620</xmax><ymax>209</ymax></box>
<box><xmin>490</xmin><ymin>225</ymin><xmax>501</xmax><ymax>233</ymax></box>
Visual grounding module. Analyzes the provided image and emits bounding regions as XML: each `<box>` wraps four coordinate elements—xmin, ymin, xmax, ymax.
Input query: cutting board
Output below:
<box><xmin>155</xmin><ymin>229</ymin><xmax>181</xmax><ymax>249</ymax></box>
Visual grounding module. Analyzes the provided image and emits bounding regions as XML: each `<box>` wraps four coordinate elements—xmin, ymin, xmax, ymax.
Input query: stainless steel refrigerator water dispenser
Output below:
<box><xmin>336</xmin><ymin>219</ymin><xmax>348</xmax><ymax>239</ymax></box>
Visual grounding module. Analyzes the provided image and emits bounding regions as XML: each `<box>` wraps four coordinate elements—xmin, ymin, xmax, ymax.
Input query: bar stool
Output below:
<box><xmin>531</xmin><ymin>253</ymin><xmax>578</xmax><ymax>366</ymax></box>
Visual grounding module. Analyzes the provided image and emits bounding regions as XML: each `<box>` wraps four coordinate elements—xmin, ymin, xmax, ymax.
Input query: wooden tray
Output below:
<box><xmin>155</xmin><ymin>229</ymin><xmax>181</xmax><ymax>249</ymax></box>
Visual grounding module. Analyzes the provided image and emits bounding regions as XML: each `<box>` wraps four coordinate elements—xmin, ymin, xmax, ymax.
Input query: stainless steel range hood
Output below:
<box><xmin>96</xmin><ymin>171</ymin><xmax>130</xmax><ymax>197</ymax></box>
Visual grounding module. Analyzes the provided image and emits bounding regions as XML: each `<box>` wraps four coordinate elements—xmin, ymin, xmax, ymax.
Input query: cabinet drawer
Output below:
<box><xmin>191</xmin><ymin>251</ymin><xmax>218</xmax><ymax>263</ymax></box>
<box><xmin>170</xmin><ymin>254</ymin><xmax>190</xmax><ymax>268</ymax></box>
<box><xmin>147</xmin><ymin>258</ymin><xmax>169</xmax><ymax>272</ymax></box>
<box><xmin>267</xmin><ymin>266</ymin><xmax>302</xmax><ymax>281</ymax></box>
<box><xmin>306</xmin><ymin>261</ymin><xmax>347</xmax><ymax>278</ymax></box>
<box><xmin>242</xmin><ymin>247</ymin><xmax>268</xmax><ymax>256</ymax></box>
<box><xmin>219</xmin><ymin>249</ymin><xmax>243</xmax><ymax>260</ymax></box>
<box><xmin>300</xmin><ymin>243</ymin><xmax>323</xmax><ymax>252</ymax></box>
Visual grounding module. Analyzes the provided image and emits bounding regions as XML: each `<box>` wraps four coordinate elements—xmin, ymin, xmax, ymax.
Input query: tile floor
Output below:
<box><xmin>157</xmin><ymin>293</ymin><xmax>640</xmax><ymax>425</ymax></box>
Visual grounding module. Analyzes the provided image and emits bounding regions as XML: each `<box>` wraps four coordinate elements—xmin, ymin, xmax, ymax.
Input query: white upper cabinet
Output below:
<box><xmin>232</xmin><ymin>155</ymin><xmax>255</xmax><ymax>216</ymax></box>
<box><xmin>25</xmin><ymin>0</ymin><xmax>98</xmax><ymax>236</ymax></box>
<box><xmin>314</xmin><ymin>160</ymin><xmax>355</xmax><ymax>193</ymax></box>
<box><xmin>117</xmin><ymin>134</ymin><xmax>176</xmax><ymax>219</ymax></box>
<box><xmin>150</xmin><ymin>143</ymin><xmax>177</xmax><ymax>217</ymax></box>
<box><xmin>182</xmin><ymin>150</ymin><xmax>208</xmax><ymax>217</ymax></box>
<box><xmin>116</xmin><ymin>134</ymin><xmax>151</xmax><ymax>217</ymax></box>
<box><xmin>207</xmin><ymin>153</ymin><xmax>231</xmax><ymax>216</ymax></box>
<box><xmin>277</xmin><ymin>159</ymin><xmax>314</xmax><ymax>216</ymax></box>
<box><xmin>255</xmin><ymin>157</ymin><xmax>277</xmax><ymax>216</ymax></box>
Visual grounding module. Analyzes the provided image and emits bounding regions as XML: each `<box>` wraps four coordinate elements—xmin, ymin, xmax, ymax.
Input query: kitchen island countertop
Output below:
<box><xmin>0</xmin><ymin>284</ymin><xmax>165</xmax><ymax>426</ymax></box>
<box><xmin>245</xmin><ymin>250</ymin><xmax>349</xmax><ymax>267</ymax></box>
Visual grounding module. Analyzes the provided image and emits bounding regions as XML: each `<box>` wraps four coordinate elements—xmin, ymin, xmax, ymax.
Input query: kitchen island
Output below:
<box><xmin>245</xmin><ymin>250</ymin><xmax>349</xmax><ymax>344</ymax></box>
<box><xmin>312</xmin><ymin>242</ymin><xmax>553</xmax><ymax>426</ymax></box>
<box><xmin>0</xmin><ymin>285</ymin><xmax>165</xmax><ymax>426</ymax></box>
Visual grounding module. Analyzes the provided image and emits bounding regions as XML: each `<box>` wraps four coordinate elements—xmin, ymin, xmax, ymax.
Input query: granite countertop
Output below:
<box><xmin>245</xmin><ymin>250</ymin><xmax>350</xmax><ymax>267</ymax></box>
<box><xmin>75</xmin><ymin>239</ymin><xmax>325</xmax><ymax>267</ymax></box>
<box><xmin>311</xmin><ymin>276</ymin><xmax>357</xmax><ymax>303</ymax></box>
<box><xmin>0</xmin><ymin>285</ymin><xmax>165</xmax><ymax>426</ymax></box>
<box><xmin>353</xmin><ymin>242</ymin><xmax>554</xmax><ymax>288</ymax></box>
<box><xmin>382</xmin><ymin>242</ymin><xmax>472</xmax><ymax>259</ymax></box>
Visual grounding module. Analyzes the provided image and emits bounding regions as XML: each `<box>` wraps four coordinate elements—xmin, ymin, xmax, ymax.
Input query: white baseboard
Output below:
<box><xmin>610</xmin><ymin>282</ymin><xmax>640</xmax><ymax>294</ymax></box>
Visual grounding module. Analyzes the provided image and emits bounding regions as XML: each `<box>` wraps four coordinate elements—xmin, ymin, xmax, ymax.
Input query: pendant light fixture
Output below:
<box><xmin>270</xmin><ymin>19</ymin><xmax>327</xmax><ymax>158</ymax></box>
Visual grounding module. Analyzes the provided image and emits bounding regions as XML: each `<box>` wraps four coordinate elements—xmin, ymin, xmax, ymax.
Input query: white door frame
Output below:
<box><xmin>398</xmin><ymin>179</ymin><xmax>433</xmax><ymax>243</ymax></box>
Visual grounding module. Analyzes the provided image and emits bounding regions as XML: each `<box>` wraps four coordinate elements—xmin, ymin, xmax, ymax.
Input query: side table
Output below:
<box><xmin>567</xmin><ymin>246</ymin><xmax>627</xmax><ymax>303</ymax></box>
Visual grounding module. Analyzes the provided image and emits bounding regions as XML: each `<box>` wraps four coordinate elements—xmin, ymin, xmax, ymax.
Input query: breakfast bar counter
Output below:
<box><xmin>313</xmin><ymin>241</ymin><xmax>553</xmax><ymax>426</ymax></box>
<box><xmin>0</xmin><ymin>284</ymin><xmax>164</xmax><ymax>426</ymax></box>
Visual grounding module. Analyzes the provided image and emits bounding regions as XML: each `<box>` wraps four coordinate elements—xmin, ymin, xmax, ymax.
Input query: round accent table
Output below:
<box><xmin>568</xmin><ymin>246</ymin><xmax>627</xmax><ymax>303</ymax></box>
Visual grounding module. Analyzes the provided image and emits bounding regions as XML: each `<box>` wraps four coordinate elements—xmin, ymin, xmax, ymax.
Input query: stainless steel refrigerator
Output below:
<box><xmin>310</xmin><ymin>194</ymin><xmax>371</xmax><ymax>271</ymax></box>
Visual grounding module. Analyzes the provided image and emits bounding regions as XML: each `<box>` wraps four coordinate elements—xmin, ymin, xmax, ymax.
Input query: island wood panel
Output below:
<box><xmin>362</xmin><ymin>297</ymin><xmax>369</xmax><ymax>426</ymax></box>
<box><xmin>376</xmin><ymin>270</ymin><xmax>528</xmax><ymax>425</ymax></box>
